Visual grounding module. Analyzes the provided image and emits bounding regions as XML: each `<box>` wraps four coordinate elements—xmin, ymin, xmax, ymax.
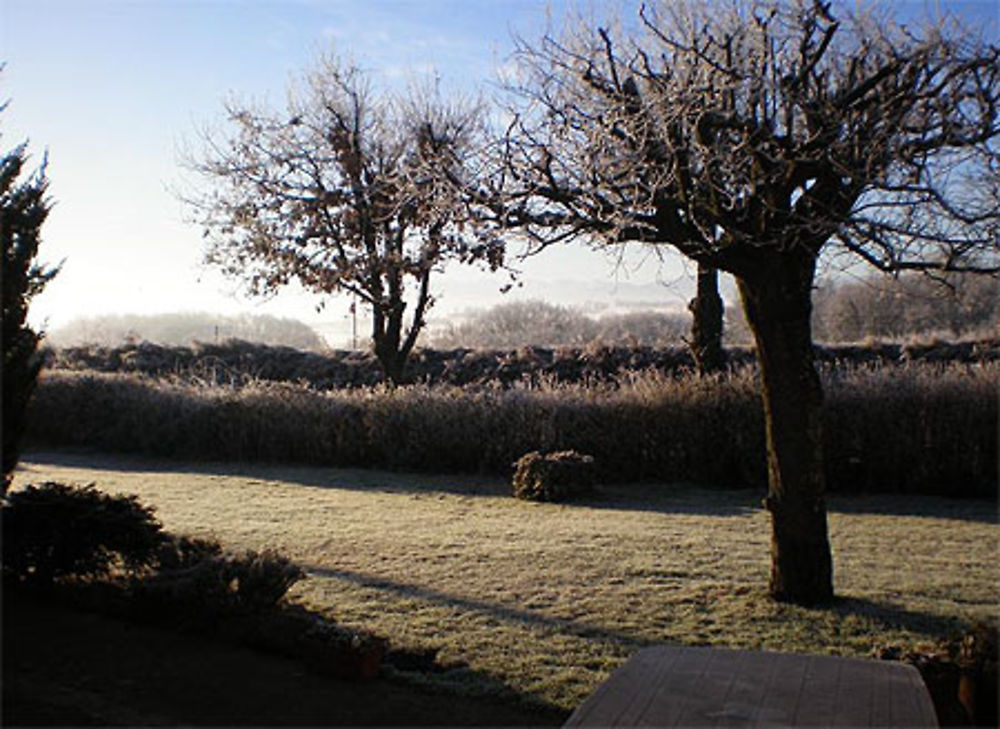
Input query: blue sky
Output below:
<box><xmin>2</xmin><ymin>0</ymin><xmax>997</xmax><ymax>345</ymax></box>
<box><xmin>4</xmin><ymin>0</ymin><xmax>669</xmax><ymax>344</ymax></box>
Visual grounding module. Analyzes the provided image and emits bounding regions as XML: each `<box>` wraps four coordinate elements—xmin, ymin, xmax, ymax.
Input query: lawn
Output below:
<box><xmin>14</xmin><ymin>450</ymin><xmax>999</xmax><ymax>713</ymax></box>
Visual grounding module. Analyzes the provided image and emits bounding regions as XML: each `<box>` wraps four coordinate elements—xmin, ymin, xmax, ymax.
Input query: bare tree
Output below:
<box><xmin>184</xmin><ymin>57</ymin><xmax>505</xmax><ymax>384</ymax></box>
<box><xmin>499</xmin><ymin>0</ymin><xmax>1000</xmax><ymax>603</ymax></box>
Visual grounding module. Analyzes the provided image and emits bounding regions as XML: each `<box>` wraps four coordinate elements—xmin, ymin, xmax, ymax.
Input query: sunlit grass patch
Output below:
<box><xmin>14</xmin><ymin>453</ymin><xmax>999</xmax><ymax>711</ymax></box>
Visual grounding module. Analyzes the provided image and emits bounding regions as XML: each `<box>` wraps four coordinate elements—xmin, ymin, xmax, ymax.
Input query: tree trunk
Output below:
<box><xmin>372</xmin><ymin>300</ymin><xmax>409</xmax><ymax>386</ymax></box>
<box><xmin>374</xmin><ymin>344</ymin><xmax>408</xmax><ymax>386</ymax></box>
<box><xmin>737</xmin><ymin>254</ymin><xmax>833</xmax><ymax>605</ymax></box>
<box><xmin>687</xmin><ymin>263</ymin><xmax>725</xmax><ymax>373</ymax></box>
<box><xmin>372</xmin><ymin>266</ymin><xmax>432</xmax><ymax>386</ymax></box>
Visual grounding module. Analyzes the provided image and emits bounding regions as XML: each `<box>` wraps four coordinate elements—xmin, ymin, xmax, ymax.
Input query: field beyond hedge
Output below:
<box><xmin>43</xmin><ymin>337</ymin><xmax>1000</xmax><ymax>388</ymax></box>
<box><xmin>13</xmin><ymin>452</ymin><xmax>999</xmax><ymax>713</ymax></box>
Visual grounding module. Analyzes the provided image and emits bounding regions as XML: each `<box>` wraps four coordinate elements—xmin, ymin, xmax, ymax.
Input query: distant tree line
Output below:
<box><xmin>428</xmin><ymin>300</ymin><xmax>690</xmax><ymax>349</ymax></box>
<box><xmin>46</xmin><ymin>275</ymin><xmax>995</xmax><ymax>354</ymax></box>
<box><xmin>727</xmin><ymin>273</ymin><xmax>999</xmax><ymax>345</ymax></box>
<box><xmin>428</xmin><ymin>273</ymin><xmax>998</xmax><ymax>350</ymax></box>
<box><xmin>48</xmin><ymin>312</ymin><xmax>327</xmax><ymax>351</ymax></box>
<box><xmin>811</xmin><ymin>274</ymin><xmax>999</xmax><ymax>343</ymax></box>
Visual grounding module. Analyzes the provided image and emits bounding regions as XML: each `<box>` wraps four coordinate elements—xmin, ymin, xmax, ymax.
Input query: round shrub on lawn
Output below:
<box><xmin>512</xmin><ymin>450</ymin><xmax>596</xmax><ymax>502</ymax></box>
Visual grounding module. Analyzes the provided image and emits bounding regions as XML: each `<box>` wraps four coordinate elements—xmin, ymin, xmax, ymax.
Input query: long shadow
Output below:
<box><xmin>572</xmin><ymin>486</ymin><xmax>759</xmax><ymax>517</ymax></box>
<box><xmin>828</xmin><ymin>595</ymin><xmax>973</xmax><ymax>638</ymax></box>
<box><xmin>303</xmin><ymin>564</ymin><xmax>655</xmax><ymax>653</ymax></box>
<box><xmin>304</xmin><ymin>567</ymin><xmax>974</xmax><ymax>655</ymax></box>
<box><xmin>827</xmin><ymin>493</ymin><xmax>998</xmax><ymax>526</ymax></box>
<box><xmin>21</xmin><ymin>448</ymin><xmax>995</xmax><ymax>522</ymax></box>
<box><xmin>21</xmin><ymin>448</ymin><xmax>511</xmax><ymax>497</ymax></box>
<box><xmin>20</xmin><ymin>449</ymin><xmax>760</xmax><ymax>517</ymax></box>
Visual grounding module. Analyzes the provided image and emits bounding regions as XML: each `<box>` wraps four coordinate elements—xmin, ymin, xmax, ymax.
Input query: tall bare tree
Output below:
<box><xmin>184</xmin><ymin>57</ymin><xmax>505</xmax><ymax>384</ymax></box>
<box><xmin>499</xmin><ymin>0</ymin><xmax>1000</xmax><ymax>603</ymax></box>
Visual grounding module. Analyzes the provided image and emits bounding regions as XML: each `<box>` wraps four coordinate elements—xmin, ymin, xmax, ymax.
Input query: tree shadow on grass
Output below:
<box><xmin>21</xmin><ymin>449</ymin><xmax>760</xmax><ymax>517</ymax></box>
<box><xmin>827</xmin><ymin>493</ymin><xmax>998</xmax><ymax>526</ymax></box>
<box><xmin>827</xmin><ymin>595</ymin><xmax>970</xmax><ymax>638</ymax></box>
<box><xmin>301</xmin><ymin>567</ymin><xmax>973</xmax><ymax>669</ymax></box>
<box><xmin>22</xmin><ymin>449</ymin><xmax>994</xmax><ymax>522</ymax></box>
<box><xmin>574</xmin><ymin>484</ymin><xmax>760</xmax><ymax>517</ymax></box>
<box><xmin>20</xmin><ymin>448</ymin><xmax>510</xmax><ymax>495</ymax></box>
<box><xmin>303</xmin><ymin>564</ymin><xmax>656</xmax><ymax>653</ymax></box>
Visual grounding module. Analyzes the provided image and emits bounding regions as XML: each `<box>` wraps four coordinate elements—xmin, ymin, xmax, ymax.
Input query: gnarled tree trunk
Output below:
<box><xmin>737</xmin><ymin>253</ymin><xmax>833</xmax><ymax>605</ymax></box>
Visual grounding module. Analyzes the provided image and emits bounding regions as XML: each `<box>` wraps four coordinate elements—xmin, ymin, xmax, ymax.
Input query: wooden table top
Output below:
<box><xmin>564</xmin><ymin>645</ymin><xmax>938</xmax><ymax>727</ymax></box>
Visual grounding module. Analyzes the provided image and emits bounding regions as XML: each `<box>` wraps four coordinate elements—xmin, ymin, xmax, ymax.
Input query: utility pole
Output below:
<box><xmin>350</xmin><ymin>298</ymin><xmax>358</xmax><ymax>350</ymax></box>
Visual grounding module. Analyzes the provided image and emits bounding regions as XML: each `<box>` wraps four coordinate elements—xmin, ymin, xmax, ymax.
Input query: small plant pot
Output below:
<box><xmin>303</xmin><ymin>637</ymin><xmax>387</xmax><ymax>680</ymax></box>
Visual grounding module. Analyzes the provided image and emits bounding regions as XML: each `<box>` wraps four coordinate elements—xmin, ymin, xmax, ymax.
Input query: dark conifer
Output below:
<box><xmin>2</xmin><ymin>130</ymin><xmax>59</xmax><ymax>493</ymax></box>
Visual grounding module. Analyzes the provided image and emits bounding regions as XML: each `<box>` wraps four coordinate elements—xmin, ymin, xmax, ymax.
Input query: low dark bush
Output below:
<box><xmin>512</xmin><ymin>450</ymin><xmax>596</xmax><ymax>502</ymax></box>
<box><xmin>296</xmin><ymin>616</ymin><xmax>388</xmax><ymax>679</ymax></box>
<box><xmin>2</xmin><ymin>482</ymin><xmax>163</xmax><ymax>582</ymax></box>
<box><xmin>131</xmin><ymin>547</ymin><xmax>304</xmax><ymax>627</ymax></box>
<box><xmin>223</xmin><ymin>549</ymin><xmax>304</xmax><ymax>613</ymax></box>
<box><xmin>3</xmin><ymin>483</ymin><xmax>301</xmax><ymax>620</ymax></box>
<box><xmin>154</xmin><ymin>533</ymin><xmax>224</xmax><ymax>571</ymax></box>
<box><xmin>3</xmin><ymin>482</ymin><xmax>385</xmax><ymax>680</ymax></box>
<box><xmin>957</xmin><ymin>622</ymin><xmax>998</xmax><ymax>727</ymax></box>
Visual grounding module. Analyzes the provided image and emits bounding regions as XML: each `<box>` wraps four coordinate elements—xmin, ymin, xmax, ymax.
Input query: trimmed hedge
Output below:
<box><xmin>25</xmin><ymin>362</ymin><xmax>999</xmax><ymax>497</ymax></box>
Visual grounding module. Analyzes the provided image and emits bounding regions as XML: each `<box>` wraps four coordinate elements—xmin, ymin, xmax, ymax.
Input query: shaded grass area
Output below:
<box><xmin>14</xmin><ymin>452</ymin><xmax>999</xmax><ymax>712</ymax></box>
<box><xmin>4</xmin><ymin>591</ymin><xmax>564</xmax><ymax>726</ymax></box>
<box><xmin>27</xmin><ymin>362</ymin><xmax>999</xmax><ymax>496</ymax></box>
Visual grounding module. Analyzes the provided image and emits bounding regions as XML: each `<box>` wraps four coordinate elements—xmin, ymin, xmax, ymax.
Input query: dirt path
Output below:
<box><xmin>3</xmin><ymin>590</ymin><xmax>567</xmax><ymax>727</ymax></box>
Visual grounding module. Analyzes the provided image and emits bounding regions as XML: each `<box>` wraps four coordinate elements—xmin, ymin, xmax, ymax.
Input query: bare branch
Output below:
<box><xmin>498</xmin><ymin>0</ymin><xmax>1000</xmax><ymax>279</ymax></box>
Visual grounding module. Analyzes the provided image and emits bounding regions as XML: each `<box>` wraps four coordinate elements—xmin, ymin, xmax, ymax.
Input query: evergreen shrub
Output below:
<box><xmin>133</xmin><ymin>547</ymin><xmax>304</xmax><ymax>626</ymax></box>
<box><xmin>2</xmin><ymin>482</ymin><xmax>162</xmax><ymax>582</ymax></box>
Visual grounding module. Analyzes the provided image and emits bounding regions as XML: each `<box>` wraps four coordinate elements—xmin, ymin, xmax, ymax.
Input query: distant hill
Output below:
<box><xmin>47</xmin><ymin>312</ymin><xmax>327</xmax><ymax>351</ymax></box>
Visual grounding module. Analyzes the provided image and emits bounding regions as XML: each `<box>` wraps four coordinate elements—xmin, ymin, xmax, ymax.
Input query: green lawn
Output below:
<box><xmin>14</xmin><ymin>451</ymin><xmax>999</xmax><ymax>712</ymax></box>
